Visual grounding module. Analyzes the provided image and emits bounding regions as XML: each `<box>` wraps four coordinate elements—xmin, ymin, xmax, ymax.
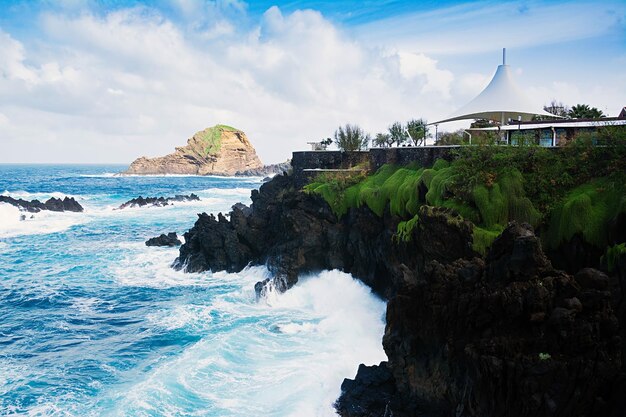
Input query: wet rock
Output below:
<box><xmin>0</xmin><ymin>195</ymin><xmax>84</xmax><ymax>212</ymax></box>
<box><xmin>117</xmin><ymin>194</ymin><xmax>199</xmax><ymax>209</ymax></box>
<box><xmin>145</xmin><ymin>232</ymin><xmax>182</xmax><ymax>247</ymax></box>
<box><xmin>335</xmin><ymin>363</ymin><xmax>397</xmax><ymax>417</ymax></box>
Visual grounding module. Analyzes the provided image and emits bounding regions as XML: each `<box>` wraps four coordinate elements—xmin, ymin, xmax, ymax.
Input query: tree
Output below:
<box><xmin>470</xmin><ymin>119</ymin><xmax>498</xmax><ymax>128</ymax></box>
<box><xmin>435</xmin><ymin>129</ymin><xmax>465</xmax><ymax>146</ymax></box>
<box><xmin>543</xmin><ymin>100</ymin><xmax>570</xmax><ymax>117</ymax></box>
<box><xmin>568</xmin><ymin>104</ymin><xmax>605</xmax><ymax>119</ymax></box>
<box><xmin>388</xmin><ymin>122</ymin><xmax>407</xmax><ymax>147</ymax></box>
<box><xmin>373</xmin><ymin>133</ymin><xmax>392</xmax><ymax>148</ymax></box>
<box><xmin>320</xmin><ymin>137</ymin><xmax>333</xmax><ymax>149</ymax></box>
<box><xmin>334</xmin><ymin>124</ymin><xmax>370</xmax><ymax>151</ymax></box>
<box><xmin>406</xmin><ymin>119</ymin><xmax>429</xmax><ymax>146</ymax></box>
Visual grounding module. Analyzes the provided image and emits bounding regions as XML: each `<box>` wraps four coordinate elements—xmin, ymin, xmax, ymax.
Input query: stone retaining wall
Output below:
<box><xmin>291</xmin><ymin>146</ymin><xmax>460</xmax><ymax>187</ymax></box>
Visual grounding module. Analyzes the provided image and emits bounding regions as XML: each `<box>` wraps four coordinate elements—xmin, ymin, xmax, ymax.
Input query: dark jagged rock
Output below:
<box><xmin>335</xmin><ymin>363</ymin><xmax>397</xmax><ymax>417</ymax></box>
<box><xmin>145</xmin><ymin>232</ymin><xmax>182</xmax><ymax>247</ymax></box>
<box><xmin>175</xmin><ymin>173</ymin><xmax>626</xmax><ymax>416</ymax></box>
<box><xmin>371</xmin><ymin>223</ymin><xmax>621</xmax><ymax>417</ymax></box>
<box><xmin>44</xmin><ymin>196</ymin><xmax>84</xmax><ymax>212</ymax></box>
<box><xmin>234</xmin><ymin>161</ymin><xmax>291</xmax><ymax>177</ymax></box>
<box><xmin>0</xmin><ymin>195</ymin><xmax>84</xmax><ymax>213</ymax></box>
<box><xmin>175</xmin><ymin>173</ymin><xmax>476</xmax><ymax>298</ymax></box>
<box><xmin>117</xmin><ymin>193</ymin><xmax>200</xmax><ymax>210</ymax></box>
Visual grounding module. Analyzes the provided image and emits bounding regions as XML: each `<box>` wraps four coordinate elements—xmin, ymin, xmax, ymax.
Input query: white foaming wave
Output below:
<box><xmin>111</xmin><ymin>242</ymin><xmax>264</xmax><ymax>289</ymax></box>
<box><xmin>146</xmin><ymin>304</ymin><xmax>215</xmax><ymax>331</ymax></box>
<box><xmin>108</xmin><ymin>197</ymin><xmax>224</xmax><ymax>213</ymax></box>
<box><xmin>1</xmin><ymin>189</ymin><xmax>90</xmax><ymax>201</ymax></box>
<box><xmin>197</xmin><ymin>187</ymin><xmax>254</xmax><ymax>197</ymax></box>
<box><xmin>115</xmin><ymin>173</ymin><xmax>261</xmax><ymax>179</ymax></box>
<box><xmin>0</xmin><ymin>203</ymin><xmax>84</xmax><ymax>238</ymax></box>
<box><xmin>78</xmin><ymin>173</ymin><xmax>118</xmax><ymax>178</ymax></box>
<box><xmin>100</xmin><ymin>269</ymin><xmax>386</xmax><ymax>417</ymax></box>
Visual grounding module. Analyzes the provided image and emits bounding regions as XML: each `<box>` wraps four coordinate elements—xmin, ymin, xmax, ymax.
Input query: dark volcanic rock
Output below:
<box><xmin>175</xmin><ymin>174</ymin><xmax>476</xmax><ymax>298</ymax></box>
<box><xmin>234</xmin><ymin>161</ymin><xmax>291</xmax><ymax>177</ymax></box>
<box><xmin>117</xmin><ymin>193</ymin><xmax>199</xmax><ymax>209</ymax></box>
<box><xmin>0</xmin><ymin>195</ymin><xmax>83</xmax><ymax>213</ymax></box>
<box><xmin>370</xmin><ymin>223</ymin><xmax>621</xmax><ymax>417</ymax></box>
<box><xmin>175</xmin><ymin>172</ymin><xmax>626</xmax><ymax>417</ymax></box>
<box><xmin>145</xmin><ymin>232</ymin><xmax>182</xmax><ymax>247</ymax></box>
<box><xmin>335</xmin><ymin>363</ymin><xmax>397</xmax><ymax>417</ymax></box>
<box><xmin>44</xmin><ymin>197</ymin><xmax>84</xmax><ymax>212</ymax></box>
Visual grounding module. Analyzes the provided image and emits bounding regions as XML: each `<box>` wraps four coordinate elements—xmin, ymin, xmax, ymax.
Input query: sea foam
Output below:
<box><xmin>104</xmin><ymin>266</ymin><xmax>386</xmax><ymax>417</ymax></box>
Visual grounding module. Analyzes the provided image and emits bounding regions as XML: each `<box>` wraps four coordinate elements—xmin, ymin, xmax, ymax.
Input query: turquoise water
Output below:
<box><xmin>0</xmin><ymin>165</ymin><xmax>386</xmax><ymax>416</ymax></box>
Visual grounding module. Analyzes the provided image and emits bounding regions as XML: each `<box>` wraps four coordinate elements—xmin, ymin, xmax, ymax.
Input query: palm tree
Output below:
<box><xmin>568</xmin><ymin>104</ymin><xmax>605</xmax><ymax>119</ymax></box>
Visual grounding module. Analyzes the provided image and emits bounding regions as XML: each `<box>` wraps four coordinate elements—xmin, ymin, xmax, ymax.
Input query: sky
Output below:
<box><xmin>0</xmin><ymin>0</ymin><xmax>625</xmax><ymax>164</ymax></box>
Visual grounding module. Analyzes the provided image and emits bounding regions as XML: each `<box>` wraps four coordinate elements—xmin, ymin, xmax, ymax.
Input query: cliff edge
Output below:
<box><xmin>124</xmin><ymin>125</ymin><xmax>263</xmax><ymax>176</ymax></box>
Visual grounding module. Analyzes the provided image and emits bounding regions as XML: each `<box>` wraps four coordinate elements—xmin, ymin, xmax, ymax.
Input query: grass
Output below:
<box><xmin>196</xmin><ymin>124</ymin><xmax>239</xmax><ymax>157</ymax></box>
<box><xmin>602</xmin><ymin>243</ymin><xmax>626</xmax><ymax>272</ymax></box>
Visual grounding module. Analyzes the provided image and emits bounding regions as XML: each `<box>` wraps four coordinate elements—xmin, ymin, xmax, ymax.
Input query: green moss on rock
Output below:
<box><xmin>197</xmin><ymin>124</ymin><xmax>239</xmax><ymax>157</ymax></box>
<box><xmin>602</xmin><ymin>243</ymin><xmax>626</xmax><ymax>272</ymax></box>
<box><xmin>396</xmin><ymin>214</ymin><xmax>420</xmax><ymax>242</ymax></box>
<box><xmin>472</xmin><ymin>225</ymin><xmax>503</xmax><ymax>256</ymax></box>
<box><xmin>545</xmin><ymin>175</ymin><xmax>626</xmax><ymax>249</ymax></box>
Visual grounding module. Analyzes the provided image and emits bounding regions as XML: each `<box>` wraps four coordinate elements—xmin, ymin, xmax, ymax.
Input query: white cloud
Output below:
<box><xmin>398</xmin><ymin>52</ymin><xmax>454</xmax><ymax>97</ymax></box>
<box><xmin>0</xmin><ymin>6</ymin><xmax>454</xmax><ymax>163</ymax></box>
<box><xmin>0</xmin><ymin>2</ymin><xmax>624</xmax><ymax>163</ymax></box>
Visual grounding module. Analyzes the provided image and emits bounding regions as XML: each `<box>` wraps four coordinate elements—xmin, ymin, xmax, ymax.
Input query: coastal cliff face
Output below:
<box><xmin>174</xmin><ymin>171</ymin><xmax>626</xmax><ymax>416</ymax></box>
<box><xmin>124</xmin><ymin>125</ymin><xmax>263</xmax><ymax>176</ymax></box>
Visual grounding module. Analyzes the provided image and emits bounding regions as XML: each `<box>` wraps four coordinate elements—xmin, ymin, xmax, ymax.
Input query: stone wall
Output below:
<box><xmin>291</xmin><ymin>146</ymin><xmax>460</xmax><ymax>187</ymax></box>
<box><xmin>291</xmin><ymin>151</ymin><xmax>369</xmax><ymax>187</ymax></box>
<box><xmin>368</xmin><ymin>146</ymin><xmax>459</xmax><ymax>170</ymax></box>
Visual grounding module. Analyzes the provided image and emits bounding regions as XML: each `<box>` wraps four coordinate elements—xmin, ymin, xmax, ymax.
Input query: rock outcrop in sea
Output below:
<box><xmin>0</xmin><ymin>195</ymin><xmax>84</xmax><ymax>213</ymax></box>
<box><xmin>145</xmin><ymin>232</ymin><xmax>182</xmax><ymax>247</ymax></box>
<box><xmin>174</xmin><ymin>171</ymin><xmax>626</xmax><ymax>416</ymax></box>
<box><xmin>234</xmin><ymin>160</ymin><xmax>291</xmax><ymax>177</ymax></box>
<box><xmin>123</xmin><ymin>125</ymin><xmax>263</xmax><ymax>176</ymax></box>
<box><xmin>117</xmin><ymin>194</ymin><xmax>200</xmax><ymax>209</ymax></box>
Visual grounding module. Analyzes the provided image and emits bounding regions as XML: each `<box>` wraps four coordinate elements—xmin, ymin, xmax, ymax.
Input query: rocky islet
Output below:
<box><xmin>0</xmin><ymin>195</ymin><xmax>84</xmax><ymax>213</ymax></box>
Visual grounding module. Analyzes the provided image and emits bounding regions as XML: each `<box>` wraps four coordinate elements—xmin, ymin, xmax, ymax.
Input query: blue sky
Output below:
<box><xmin>0</xmin><ymin>0</ymin><xmax>624</xmax><ymax>163</ymax></box>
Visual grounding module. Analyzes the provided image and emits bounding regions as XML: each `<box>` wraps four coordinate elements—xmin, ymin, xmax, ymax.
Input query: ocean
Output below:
<box><xmin>0</xmin><ymin>164</ymin><xmax>386</xmax><ymax>416</ymax></box>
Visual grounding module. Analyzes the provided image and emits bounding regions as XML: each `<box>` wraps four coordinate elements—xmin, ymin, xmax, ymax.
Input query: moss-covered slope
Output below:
<box><xmin>305</xmin><ymin>128</ymin><xmax>626</xmax><ymax>259</ymax></box>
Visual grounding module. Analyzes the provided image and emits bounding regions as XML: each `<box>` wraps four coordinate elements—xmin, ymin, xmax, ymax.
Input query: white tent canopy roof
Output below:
<box><xmin>431</xmin><ymin>50</ymin><xmax>556</xmax><ymax>125</ymax></box>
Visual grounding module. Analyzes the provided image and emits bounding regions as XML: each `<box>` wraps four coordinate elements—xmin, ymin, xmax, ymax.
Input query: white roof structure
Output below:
<box><xmin>467</xmin><ymin>119</ymin><xmax>626</xmax><ymax>131</ymax></box>
<box><xmin>432</xmin><ymin>49</ymin><xmax>556</xmax><ymax>125</ymax></box>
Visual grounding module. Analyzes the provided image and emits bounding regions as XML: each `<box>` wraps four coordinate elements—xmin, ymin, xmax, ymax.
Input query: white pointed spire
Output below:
<box><xmin>431</xmin><ymin>50</ymin><xmax>557</xmax><ymax>125</ymax></box>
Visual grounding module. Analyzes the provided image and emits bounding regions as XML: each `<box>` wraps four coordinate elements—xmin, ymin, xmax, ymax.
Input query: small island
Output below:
<box><xmin>123</xmin><ymin>124</ymin><xmax>264</xmax><ymax>176</ymax></box>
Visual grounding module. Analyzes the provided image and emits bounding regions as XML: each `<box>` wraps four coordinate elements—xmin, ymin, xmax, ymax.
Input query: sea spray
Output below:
<box><xmin>101</xmin><ymin>269</ymin><xmax>386</xmax><ymax>417</ymax></box>
<box><xmin>0</xmin><ymin>164</ymin><xmax>386</xmax><ymax>416</ymax></box>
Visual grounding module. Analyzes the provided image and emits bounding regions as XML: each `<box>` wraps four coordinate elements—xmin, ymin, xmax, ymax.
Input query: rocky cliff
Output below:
<box><xmin>124</xmin><ymin>125</ymin><xmax>263</xmax><ymax>176</ymax></box>
<box><xmin>174</xmin><ymin>171</ymin><xmax>626</xmax><ymax>416</ymax></box>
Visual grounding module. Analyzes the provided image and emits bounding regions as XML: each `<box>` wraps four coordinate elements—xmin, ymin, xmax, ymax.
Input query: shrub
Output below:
<box><xmin>335</xmin><ymin>124</ymin><xmax>370</xmax><ymax>151</ymax></box>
